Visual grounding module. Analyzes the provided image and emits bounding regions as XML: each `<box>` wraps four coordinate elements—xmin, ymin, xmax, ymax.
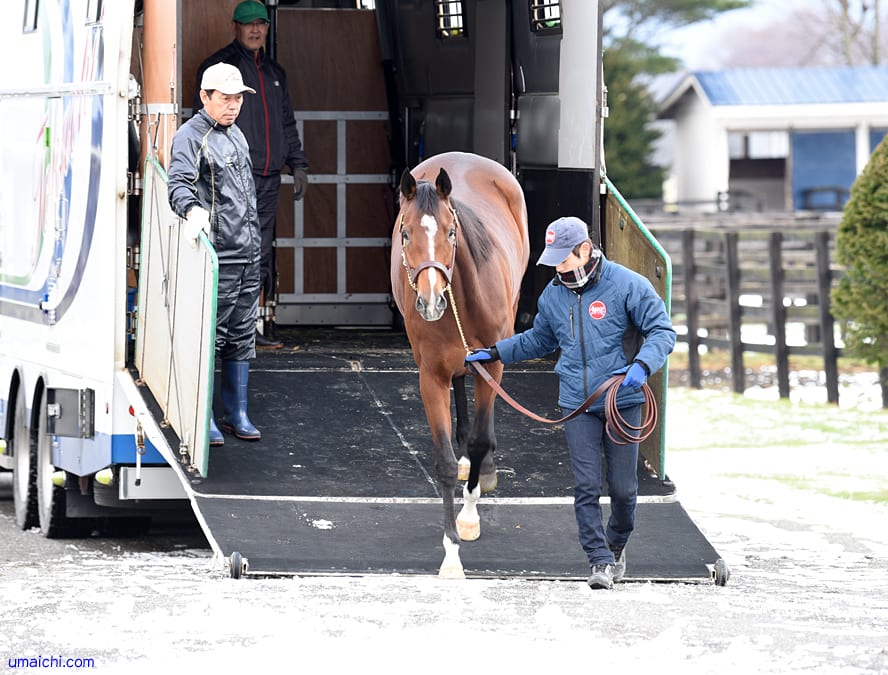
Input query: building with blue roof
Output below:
<box><xmin>657</xmin><ymin>66</ymin><xmax>888</xmax><ymax>212</ymax></box>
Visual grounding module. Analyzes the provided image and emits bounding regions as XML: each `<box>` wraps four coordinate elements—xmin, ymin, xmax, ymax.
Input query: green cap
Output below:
<box><xmin>233</xmin><ymin>1</ymin><xmax>269</xmax><ymax>24</ymax></box>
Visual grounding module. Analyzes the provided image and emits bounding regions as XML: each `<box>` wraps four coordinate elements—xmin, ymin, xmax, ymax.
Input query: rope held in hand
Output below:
<box><xmin>469</xmin><ymin>363</ymin><xmax>658</xmax><ymax>445</ymax></box>
<box><xmin>445</xmin><ymin>280</ymin><xmax>657</xmax><ymax>445</ymax></box>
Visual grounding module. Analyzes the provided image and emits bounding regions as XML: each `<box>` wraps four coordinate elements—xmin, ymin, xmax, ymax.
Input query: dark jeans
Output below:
<box><xmin>563</xmin><ymin>405</ymin><xmax>641</xmax><ymax>567</ymax></box>
<box><xmin>254</xmin><ymin>173</ymin><xmax>282</xmax><ymax>300</ymax></box>
<box><xmin>216</xmin><ymin>260</ymin><xmax>260</xmax><ymax>361</ymax></box>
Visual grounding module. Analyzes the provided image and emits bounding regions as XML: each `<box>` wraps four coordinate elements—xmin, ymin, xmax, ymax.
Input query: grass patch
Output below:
<box><xmin>825</xmin><ymin>489</ymin><xmax>888</xmax><ymax>503</ymax></box>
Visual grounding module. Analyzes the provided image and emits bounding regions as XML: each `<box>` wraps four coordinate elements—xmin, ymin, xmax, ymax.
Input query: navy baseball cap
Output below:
<box><xmin>536</xmin><ymin>217</ymin><xmax>590</xmax><ymax>266</ymax></box>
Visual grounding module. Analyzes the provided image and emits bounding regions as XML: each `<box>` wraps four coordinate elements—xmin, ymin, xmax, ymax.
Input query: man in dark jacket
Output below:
<box><xmin>466</xmin><ymin>216</ymin><xmax>676</xmax><ymax>590</ymax></box>
<box><xmin>195</xmin><ymin>0</ymin><xmax>309</xmax><ymax>348</ymax></box>
<box><xmin>170</xmin><ymin>62</ymin><xmax>263</xmax><ymax>447</ymax></box>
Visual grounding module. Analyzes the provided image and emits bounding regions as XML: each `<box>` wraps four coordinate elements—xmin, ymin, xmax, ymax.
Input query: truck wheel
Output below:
<box><xmin>228</xmin><ymin>551</ymin><xmax>245</xmax><ymax>579</ymax></box>
<box><xmin>12</xmin><ymin>392</ymin><xmax>37</xmax><ymax>530</ymax></box>
<box><xmin>714</xmin><ymin>558</ymin><xmax>730</xmax><ymax>586</ymax></box>
<box><xmin>35</xmin><ymin>390</ymin><xmax>71</xmax><ymax>538</ymax></box>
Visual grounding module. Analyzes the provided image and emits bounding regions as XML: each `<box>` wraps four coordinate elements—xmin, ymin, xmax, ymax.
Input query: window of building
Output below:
<box><xmin>729</xmin><ymin>131</ymin><xmax>789</xmax><ymax>160</ymax></box>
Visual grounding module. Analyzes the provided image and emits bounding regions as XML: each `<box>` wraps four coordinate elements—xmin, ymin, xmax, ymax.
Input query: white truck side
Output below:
<box><xmin>0</xmin><ymin>0</ymin><xmax>211</xmax><ymax>536</ymax></box>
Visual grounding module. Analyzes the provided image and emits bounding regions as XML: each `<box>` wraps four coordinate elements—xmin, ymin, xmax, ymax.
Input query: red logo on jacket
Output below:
<box><xmin>588</xmin><ymin>300</ymin><xmax>607</xmax><ymax>320</ymax></box>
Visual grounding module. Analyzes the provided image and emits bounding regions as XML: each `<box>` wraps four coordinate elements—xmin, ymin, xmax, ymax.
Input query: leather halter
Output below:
<box><xmin>399</xmin><ymin>205</ymin><xmax>459</xmax><ymax>292</ymax></box>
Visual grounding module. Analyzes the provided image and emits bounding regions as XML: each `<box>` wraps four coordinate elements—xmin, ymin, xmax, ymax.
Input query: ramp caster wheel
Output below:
<box><xmin>714</xmin><ymin>558</ymin><xmax>730</xmax><ymax>586</ymax></box>
<box><xmin>228</xmin><ymin>551</ymin><xmax>247</xmax><ymax>579</ymax></box>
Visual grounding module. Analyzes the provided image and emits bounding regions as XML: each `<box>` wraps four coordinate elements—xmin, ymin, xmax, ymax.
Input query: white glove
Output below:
<box><xmin>184</xmin><ymin>206</ymin><xmax>210</xmax><ymax>246</ymax></box>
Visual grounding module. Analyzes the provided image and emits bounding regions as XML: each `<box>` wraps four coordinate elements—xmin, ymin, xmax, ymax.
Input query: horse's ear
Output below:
<box><xmin>400</xmin><ymin>169</ymin><xmax>417</xmax><ymax>201</ymax></box>
<box><xmin>435</xmin><ymin>169</ymin><xmax>452</xmax><ymax>199</ymax></box>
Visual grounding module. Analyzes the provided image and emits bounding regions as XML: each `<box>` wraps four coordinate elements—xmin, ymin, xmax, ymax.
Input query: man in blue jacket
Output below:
<box><xmin>466</xmin><ymin>216</ymin><xmax>676</xmax><ymax>589</ymax></box>
<box><xmin>195</xmin><ymin>0</ymin><xmax>309</xmax><ymax>348</ymax></box>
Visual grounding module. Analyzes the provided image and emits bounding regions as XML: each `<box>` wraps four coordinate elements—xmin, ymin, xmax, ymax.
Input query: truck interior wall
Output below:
<box><xmin>180</xmin><ymin>0</ymin><xmax>242</xmax><ymax>115</ymax></box>
<box><xmin>276</xmin><ymin>9</ymin><xmax>393</xmax><ymax>302</ymax></box>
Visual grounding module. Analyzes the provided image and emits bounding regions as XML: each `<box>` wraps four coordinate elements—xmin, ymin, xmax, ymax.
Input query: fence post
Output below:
<box><xmin>815</xmin><ymin>231</ymin><xmax>839</xmax><ymax>404</ymax></box>
<box><xmin>725</xmin><ymin>231</ymin><xmax>744</xmax><ymax>394</ymax></box>
<box><xmin>681</xmin><ymin>229</ymin><xmax>701</xmax><ymax>388</ymax></box>
<box><xmin>769</xmin><ymin>232</ymin><xmax>789</xmax><ymax>398</ymax></box>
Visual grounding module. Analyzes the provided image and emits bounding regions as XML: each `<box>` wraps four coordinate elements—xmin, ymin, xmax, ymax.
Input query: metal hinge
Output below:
<box><xmin>127</xmin><ymin>171</ymin><xmax>143</xmax><ymax>196</ymax></box>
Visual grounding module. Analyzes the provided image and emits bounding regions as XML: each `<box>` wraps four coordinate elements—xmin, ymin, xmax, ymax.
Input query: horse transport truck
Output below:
<box><xmin>0</xmin><ymin>0</ymin><xmax>727</xmax><ymax>583</ymax></box>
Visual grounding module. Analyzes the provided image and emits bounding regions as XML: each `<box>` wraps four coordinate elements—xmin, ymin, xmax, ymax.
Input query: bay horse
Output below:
<box><xmin>390</xmin><ymin>151</ymin><xmax>529</xmax><ymax>578</ymax></box>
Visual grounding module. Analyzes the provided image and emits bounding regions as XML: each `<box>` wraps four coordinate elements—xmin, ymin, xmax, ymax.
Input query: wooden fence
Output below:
<box><xmin>645</xmin><ymin>213</ymin><xmax>845</xmax><ymax>402</ymax></box>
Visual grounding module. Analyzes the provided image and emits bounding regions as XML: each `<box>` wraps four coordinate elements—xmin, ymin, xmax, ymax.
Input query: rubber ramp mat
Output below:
<box><xmin>194</xmin><ymin>498</ymin><xmax>718</xmax><ymax>580</ymax></box>
<box><xmin>177</xmin><ymin>330</ymin><xmax>720</xmax><ymax>580</ymax></box>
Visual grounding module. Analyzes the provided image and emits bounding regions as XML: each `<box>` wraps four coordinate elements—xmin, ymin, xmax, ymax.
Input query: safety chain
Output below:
<box><xmin>447</xmin><ymin>286</ymin><xmax>472</xmax><ymax>356</ymax></box>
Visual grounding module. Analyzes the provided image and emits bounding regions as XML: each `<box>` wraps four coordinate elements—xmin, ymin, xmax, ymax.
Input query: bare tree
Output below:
<box><xmin>697</xmin><ymin>0</ymin><xmax>886</xmax><ymax>68</ymax></box>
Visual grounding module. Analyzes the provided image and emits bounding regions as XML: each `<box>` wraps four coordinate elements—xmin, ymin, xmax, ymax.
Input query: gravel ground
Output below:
<box><xmin>1</xmin><ymin>385</ymin><xmax>886</xmax><ymax>674</ymax></box>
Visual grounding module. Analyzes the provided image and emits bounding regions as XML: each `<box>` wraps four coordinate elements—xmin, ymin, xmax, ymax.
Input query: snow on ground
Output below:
<box><xmin>1</xmin><ymin>384</ymin><xmax>887</xmax><ymax>674</ymax></box>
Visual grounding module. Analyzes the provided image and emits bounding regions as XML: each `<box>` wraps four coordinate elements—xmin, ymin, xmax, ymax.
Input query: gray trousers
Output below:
<box><xmin>216</xmin><ymin>260</ymin><xmax>260</xmax><ymax>361</ymax></box>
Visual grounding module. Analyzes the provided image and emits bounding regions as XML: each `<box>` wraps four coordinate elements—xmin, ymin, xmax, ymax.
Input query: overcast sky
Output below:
<box><xmin>658</xmin><ymin>0</ymin><xmax>815</xmax><ymax>69</ymax></box>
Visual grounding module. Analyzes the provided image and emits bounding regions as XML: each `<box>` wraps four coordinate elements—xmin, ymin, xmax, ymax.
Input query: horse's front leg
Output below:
<box><xmin>472</xmin><ymin>363</ymin><xmax>500</xmax><ymax>493</ymax></box>
<box><xmin>452</xmin><ymin>375</ymin><xmax>471</xmax><ymax>482</ymax></box>
<box><xmin>420</xmin><ymin>371</ymin><xmax>464</xmax><ymax>579</ymax></box>
<box><xmin>456</xmin><ymin>366</ymin><xmax>500</xmax><ymax>542</ymax></box>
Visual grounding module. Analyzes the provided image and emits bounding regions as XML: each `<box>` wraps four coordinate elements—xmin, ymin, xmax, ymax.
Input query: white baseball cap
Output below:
<box><xmin>200</xmin><ymin>63</ymin><xmax>256</xmax><ymax>95</ymax></box>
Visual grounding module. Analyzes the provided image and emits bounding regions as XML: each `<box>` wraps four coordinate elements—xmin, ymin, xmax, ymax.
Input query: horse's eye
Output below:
<box><xmin>448</xmin><ymin>227</ymin><xmax>456</xmax><ymax>240</ymax></box>
<box><xmin>401</xmin><ymin>230</ymin><xmax>409</xmax><ymax>245</ymax></box>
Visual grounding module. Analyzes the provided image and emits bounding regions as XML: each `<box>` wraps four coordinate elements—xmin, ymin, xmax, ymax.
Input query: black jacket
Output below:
<box><xmin>194</xmin><ymin>40</ymin><xmax>308</xmax><ymax>177</ymax></box>
<box><xmin>168</xmin><ymin>109</ymin><xmax>261</xmax><ymax>264</ymax></box>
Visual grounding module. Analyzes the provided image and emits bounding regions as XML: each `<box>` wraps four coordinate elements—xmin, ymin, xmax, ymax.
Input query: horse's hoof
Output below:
<box><xmin>457</xmin><ymin>457</ymin><xmax>470</xmax><ymax>482</ymax></box>
<box><xmin>438</xmin><ymin>563</ymin><xmax>466</xmax><ymax>580</ymax></box>
<box><xmin>480</xmin><ymin>472</ymin><xmax>497</xmax><ymax>493</ymax></box>
<box><xmin>456</xmin><ymin>517</ymin><xmax>480</xmax><ymax>541</ymax></box>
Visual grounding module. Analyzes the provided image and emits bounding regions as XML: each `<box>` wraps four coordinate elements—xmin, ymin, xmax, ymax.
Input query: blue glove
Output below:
<box><xmin>464</xmin><ymin>346</ymin><xmax>499</xmax><ymax>367</ymax></box>
<box><xmin>620</xmin><ymin>362</ymin><xmax>648</xmax><ymax>389</ymax></box>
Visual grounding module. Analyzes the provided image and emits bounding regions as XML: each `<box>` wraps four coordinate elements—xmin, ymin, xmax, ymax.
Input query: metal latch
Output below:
<box><xmin>46</xmin><ymin>388</ymin><xmax>95</xmax><ymax>439</ymax></box>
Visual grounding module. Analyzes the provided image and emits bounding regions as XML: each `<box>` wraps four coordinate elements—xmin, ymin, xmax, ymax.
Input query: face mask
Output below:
<box><xmin>557</xmin><ymin>250</ymin><xmax>601</xmax><ymax>289</ymax></box>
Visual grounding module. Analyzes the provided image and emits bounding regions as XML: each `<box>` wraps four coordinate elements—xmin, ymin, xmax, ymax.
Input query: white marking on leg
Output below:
<box><xmin>438</xmin><ymin>534</ymin><xmax>465</xmax><ymax>579</ymax></box>
<box><xmin>457</xmin><ymin>456</ymin><xmax>470</xmax><ymax>481</ymax></box>
<box><xmin>456</xmin><ymin>483</ymin><xmax>481</xmax><ymax>541</ymax></box>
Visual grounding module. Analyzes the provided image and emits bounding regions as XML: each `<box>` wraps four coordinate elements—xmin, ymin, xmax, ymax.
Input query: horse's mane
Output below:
<box><xmin>413</xmin><ymin>181</ymin><xmax>494</xmax><ymax>268</ymax></box>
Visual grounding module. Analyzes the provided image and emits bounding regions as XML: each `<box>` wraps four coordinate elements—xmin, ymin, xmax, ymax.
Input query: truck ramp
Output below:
<box><xmin>172</xmin><ymin>329</ymin><xmax>725</xmax><ymax>582</ymax></box>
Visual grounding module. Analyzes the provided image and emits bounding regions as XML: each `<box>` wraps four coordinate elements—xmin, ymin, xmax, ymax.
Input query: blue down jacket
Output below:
<box><xmin>495</xmin><ymin>255</ymin><xmax>676</xmax><ymax>413</ymax></box>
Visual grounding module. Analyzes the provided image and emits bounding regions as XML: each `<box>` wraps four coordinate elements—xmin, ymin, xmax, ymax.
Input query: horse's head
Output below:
<box><xmin>398</xmin><ymin>167</ymin><xmax>458</xmax><ymax>322</ymax></box>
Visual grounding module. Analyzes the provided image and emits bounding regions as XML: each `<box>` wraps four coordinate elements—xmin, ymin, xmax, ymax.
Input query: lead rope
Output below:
<box><xmin>448</xmin><ymin>288</ymin><xmax>657</xmax><ymax>442</ymax></box>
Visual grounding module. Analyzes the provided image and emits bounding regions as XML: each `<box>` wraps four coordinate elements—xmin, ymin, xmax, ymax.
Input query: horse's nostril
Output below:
<box><xmin>415</xmin><ymin>296</ymin><xmax>426</xmax><ymax>311</ymax></box>
<box><xmin>436</xmin><ymin>295</ymin><xmax>447</xmax><ymax>311</ymax></box>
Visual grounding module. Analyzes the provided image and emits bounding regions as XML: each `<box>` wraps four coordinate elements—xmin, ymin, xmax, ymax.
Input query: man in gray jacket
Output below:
<box><xmin>466</xmin><ymin>216</ymin><xmax>676</xmax><ymax>589</ymax></box>
<box><xmin>169</xmin><ymin>62</ymin><xmax>263</xmax><ymax>447</ymax></box>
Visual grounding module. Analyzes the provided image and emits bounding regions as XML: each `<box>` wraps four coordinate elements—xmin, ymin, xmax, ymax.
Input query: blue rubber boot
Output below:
<box><xmin>220</xmin><ymin>360</ymin><xmax>261</xmax><ymax>441</ymax></box>
<box><xmin>209</xmin><ymin>416</ymin><xmax>224</xmax><ymax>447</ymax></box>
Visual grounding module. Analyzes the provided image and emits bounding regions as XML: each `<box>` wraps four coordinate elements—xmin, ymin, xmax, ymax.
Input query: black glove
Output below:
<box><xmin>292</xmin><ymin>168</ymin><xmax>308</xmax><ymax>201</ymax></box>
<box><xmin>464</xmin><ymin>346</ymin><xmax>499</xmax><ymax>367</ymax></box>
